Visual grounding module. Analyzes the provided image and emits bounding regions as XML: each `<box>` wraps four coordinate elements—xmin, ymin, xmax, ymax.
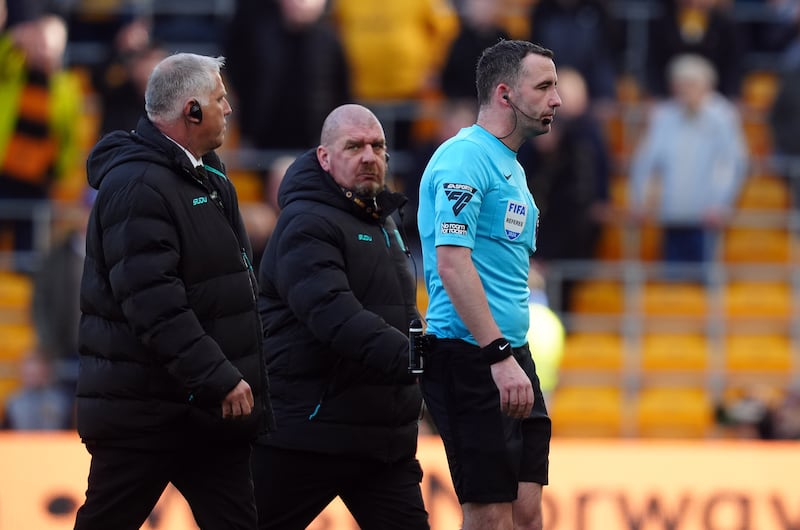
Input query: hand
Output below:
<box><xmin>490</xmin><ymin>356</ymin><xmax>534</xmax><ymax>419</ymax></box>
<box><xmin>702</xmin><ymin>208</ymin><xmax>727</xmax><ymax>229</ymax></box>
<box><xmin>221</xmin><ymin>379</ymin><xmax>254</xmax><ymax>419</ymax></box>
<box><xmin>626</xmin><ymin>207</ymin><xmax>647</xmax><ymax>225</ymax></box>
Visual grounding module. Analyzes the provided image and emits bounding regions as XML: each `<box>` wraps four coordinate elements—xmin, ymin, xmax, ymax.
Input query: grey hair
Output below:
<box><xmin>144</xmin><ymin>53</ymin><xmax>225</xmax><ymax>122</ymax></box>
<box><xmin>667</xmin><ymin>53</ymin><xmax>717</xmax><ymax>89</ymax></box>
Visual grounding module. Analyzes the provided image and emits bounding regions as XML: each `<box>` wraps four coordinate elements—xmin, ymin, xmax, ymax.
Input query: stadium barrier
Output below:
<box><xmin>1</xmin><ymin>433</ymin><xmax>799</xmax><ymax>530</ymax></box>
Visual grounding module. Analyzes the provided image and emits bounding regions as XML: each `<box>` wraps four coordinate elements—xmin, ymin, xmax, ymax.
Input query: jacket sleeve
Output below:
<box><xmin>628</xmin><ymin>105</ymin><xmax>667</xmax><ymax>209</ymax></box>
<box><xmin>103</xmin><ymin>178</ymin><xmax>243</xmax><ymax>404</ymax></box>
<box><xmin>273</xmin><ymin>211</ymin><xmax>410</xmax><ymax>380</ymax></box>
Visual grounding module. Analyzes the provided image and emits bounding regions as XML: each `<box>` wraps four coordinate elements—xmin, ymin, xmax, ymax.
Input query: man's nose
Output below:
<box><xmin>361</xmin><ymin>146</ymin><xmax>378</xmax><ymax>161</ymax></box>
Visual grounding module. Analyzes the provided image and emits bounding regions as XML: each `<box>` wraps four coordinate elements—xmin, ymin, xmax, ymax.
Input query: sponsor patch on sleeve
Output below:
<box><xmin>440</xmin><ymin>222</ymin><xmax>468</xmax><ymax>236</ymax></box>
<box><xmin>443</xmin><ymin>182</ymin><xmax>476</xmax><ymax>216</ymax></box>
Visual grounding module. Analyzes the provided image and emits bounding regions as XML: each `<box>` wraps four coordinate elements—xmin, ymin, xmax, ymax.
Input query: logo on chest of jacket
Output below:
<box><xmin>192</xmin><ymin>196</ymin><xmax>208</xmax><ymax>206</ymax></box>
<box><xmin>358</xmin><ymin>234</ymin><xmax>373</xmax><ymax>242</ymax></box>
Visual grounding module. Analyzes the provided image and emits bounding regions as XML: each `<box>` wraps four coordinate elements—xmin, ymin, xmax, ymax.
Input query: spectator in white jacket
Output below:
<box><xmin>628</xmin><ymin>53</ymin><xmax>748</xmax><ymax>270</ymax></box>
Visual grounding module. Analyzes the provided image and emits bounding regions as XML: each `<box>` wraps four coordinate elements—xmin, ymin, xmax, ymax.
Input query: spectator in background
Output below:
<box><xmin>737</xmin><ymin>0</ymin><xmax>800</xmax><ymax>63</ymax></box>
<box><xmin>645</xmin><ymin>0</ymin><xmax>744</xmax><ymax>99</ymax></box>
<box><xmin>30</xmin><ymin>188</ymin><xmax>96</xmax><ymax>391</ymax></box>
<box><xmin>768</xmin><ymin>384</ymin><xmax>800</xmax><ymax>439</ymax></box>
<box><xmin>715</xmin><ymin>383</ymin><xmax>800</xmax><ymax>440</ymax></box>
<box><xmin>768</xmin><ymin>64</ymin><xmax>800</xmax><ymax>209</ymax></box>
<box><xmin>225</xmin><ymin>0</ymin><xmax>350</xmax><ymax>153</ymax></box>
<box><xmin>0</xmin><ymin>13</ymin><xmax>81</xmax><ymax>273</ymax></box>
<box><xmin>242</xmin><ymin>155</ymin><xmax>295</xmax><ymax>273</ymax></box>
<box><xmin>330</xmin><ymin>0</ymin><xmax>458</xmax><ymax>150</ymax></box>
<box><xmin>91</xmin><ymin>19</ymin><xmax>167</xmax><ymax>135</ymax></box>
<box><xmin>264</xmin><ymin>154</ymin><xmax>294</xmax><ymax>215</ymax></box>
<box><xmin>150</xmin><ymin>0</ymin><xmax>225</xmax><ymax>55</ymax></box>
<box><xmin>97</xmin><ymin>43</ymin><xmax>167</xmax><ymax>135</ymax></box>
<box><xmin>526</xmin><ymin>264</ymin><xmax>565</xmax><ymax>405</ymax></box>
<box><xmin>1</xmin><ymin>350</ymin><xmax>73</xmax><ymax>430</ymax></box>
<box><xmin>2</xmin><ymin>0</ymin><xmax>61</xmax><ymax>28</ymax></box>
<box><xmin>441</xmin><ymin>0</ymin><xmax>509</xmax><ymax>103</ymax></box>
<box><xmin>528</xmin><ymin>0</ymin><xmax>621</xmax><ymax>105</ymax></box>
<box><xmin>518</xmin><ymin>67</ymin><xmax>611</xmax><ymax>311</ymax></box>
<box><xmin>628</xmin><ymin>54</ymin><xmax>747</xmax><ymax>269</ymax></box>
<box><xmin>61</xmin><ymin>0</ymin><xmax>141</xmax><ymax>65</ymax></box>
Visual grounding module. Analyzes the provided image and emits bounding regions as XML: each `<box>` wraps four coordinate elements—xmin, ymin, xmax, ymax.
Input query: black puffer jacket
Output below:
<box><xmin>77</xmin><ymin>117</ymin><xmax>270</xmax><ymax>449</ymax></box>
<box><xmin>258</xmin><ymin>149</ymin><xmax>421</xmax><ymax>462</ymax></box>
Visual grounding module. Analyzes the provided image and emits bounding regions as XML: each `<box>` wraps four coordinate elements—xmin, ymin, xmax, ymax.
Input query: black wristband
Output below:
<box><xmin>480</xmin><ymin>338</ymin><xmax>513</xmax><ymax>364</ymax></box>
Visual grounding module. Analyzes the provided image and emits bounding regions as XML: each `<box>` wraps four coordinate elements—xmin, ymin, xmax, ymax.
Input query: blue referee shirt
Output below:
<box><xmin>418</xmin><ymin>125</ymin><xmax>539</xmax><ymax>347</ymax></box>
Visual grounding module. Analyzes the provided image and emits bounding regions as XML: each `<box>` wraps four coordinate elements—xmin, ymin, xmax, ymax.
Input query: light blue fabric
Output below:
<box><xmin>629</xmin><ymin>93</ymin><xmax>748</xmax><ymax>223</ymax></box>
<box><xmin>418</xmin><ymin>125</ymin><xmax>539</xmax><ymax>347</ymax></box>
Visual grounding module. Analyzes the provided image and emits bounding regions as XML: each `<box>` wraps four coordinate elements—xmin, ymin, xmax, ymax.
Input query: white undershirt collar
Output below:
<box><xmin>163</xmin><ymin>133</ymin><xmax>203</xmax><ymax>168</ymax></box>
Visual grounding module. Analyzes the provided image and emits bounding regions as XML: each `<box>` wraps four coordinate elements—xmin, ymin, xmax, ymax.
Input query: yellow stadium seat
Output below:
<box><xmin>722</xmin><ymin>228</ymin><xmax>792</xmax><ymax>263</ymax></box>
<box><xmin>724</xmin><ymin>334</ymin><xmax>793</xmax><ymax>373</ymax></box>
<box><xmin>641</xmin><ymin>282</ymin><xmax>708</xmax><ymax>317</ymax></box>
<box><xmin>550</xmin><ymin>385</ymin><xmax>625</xmax><ymax>437</ymax></box>
<box><xmin>569</xmin><ymin>280</ymin><xmax>624</xmax><ymax>314</ymax></box>
<box><xmin>594</xmin><ymin>223</ymin><xmax>662</xmax><ymax>262</ymax></box>
<box><xmin>736</xmin><ymin>175</ymin><xmax>790</xmax><ymax>211</ymax></box>
<box><xmin>593</xmin><ymin>224</ymin><xmax>624</xmax><ymax>261</ymax></box>
<box><xmin>636</xmin><ymin>386</ymin><xmax>713</xmax><ymax>438</ymax></box>
<box><xmin>0</xmin><ymin>375</ymin><xmax>22</xmax><ymax>424</ymax></box>
<box><xmin>0</xmin><ymin>323</ymin><xmax>35</xmax><ymax>361</ymax></box>
<box><xmin>603</xmin><ymin>111</ymin><xmax>627</xmax><ymax>160</ymax></box>
<box><xmin>743</xmin><ymin>120</ymin><xmax>772</xmax><ymax>157</ymax></box>
<box><xmin>560</xmin><ymin>332</ymin><xmax>624</xmax><ymax>371</ymax></box>
<box><xmin>640</xmin><ymin>333</ymin><xmax>709</xmax><ymax>372</ymax></box>
<box><xmin>723</xmin><ymin>281</ymin><xmax>792</xmax><ymax>320</ymax></box>
<box><xmin>416</xmin><ymin>278</ymin><xmax>429</xmax><ymax>316</ymax></box>
<box><xmin>228</xmin><ymin>169</ymin><xmax>264</xmax><ymax>203</ymax></box>
<box><xmin>0</xmin><ymin>272</ymin><xmax>32</xmax><ymax>311</ymax></box>
<box><xmin>741</xmin><ymin>70</ymin><xmax>779</xmax><ymax>111</ymax></box>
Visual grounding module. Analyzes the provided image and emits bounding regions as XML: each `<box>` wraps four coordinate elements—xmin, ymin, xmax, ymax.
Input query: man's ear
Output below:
<box><xmin>316</xmin><ymin>145</ymin><xmax>329</xmax><ymax>171</ymax></box>
<box><xmin>185</xmin><ymin>100</ymin><xmax>203</xmax><ymax>123</ymax></box>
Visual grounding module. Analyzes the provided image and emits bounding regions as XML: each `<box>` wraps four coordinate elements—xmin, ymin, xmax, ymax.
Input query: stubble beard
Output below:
<box><xmin>354</xmin><ymin>181</ymin><xmax>381</xmax><ymax>198</ymax></box>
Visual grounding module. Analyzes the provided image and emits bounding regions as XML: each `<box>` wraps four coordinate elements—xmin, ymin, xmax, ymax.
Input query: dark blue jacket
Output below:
<box><xmin>77</xmin><ymin>117</ymin><xmax>271</xmax><ymax>449</ymax></box>
<box><xmin>258</xmin><ymin>149</ymin><xmax>421</xmax><ymax>462</ymax></box>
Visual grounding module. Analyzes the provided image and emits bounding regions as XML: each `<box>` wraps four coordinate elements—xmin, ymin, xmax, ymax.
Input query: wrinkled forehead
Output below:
<box><xmin>335</xmin><ymin>120</ymin><xmax>386</xmax><ymax>146</ymax></box>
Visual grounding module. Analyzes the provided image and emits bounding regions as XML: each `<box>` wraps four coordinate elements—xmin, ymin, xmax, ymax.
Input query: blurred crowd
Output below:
<box><xmin>1</xmin><ymin>0</ymin><xmax>800</xmax><ymax>439</ymax></box>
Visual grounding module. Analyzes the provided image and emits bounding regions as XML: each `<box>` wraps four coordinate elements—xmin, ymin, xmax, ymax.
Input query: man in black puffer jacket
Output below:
<box><xmin>253</xmin><ymin>104</ymin><xmax>428</xmax><ymax>529</ymax></box>
<box><xmin>74</xmin><ymin>53</ymin><xmax>271</xmax><ymax>530</ymax></box>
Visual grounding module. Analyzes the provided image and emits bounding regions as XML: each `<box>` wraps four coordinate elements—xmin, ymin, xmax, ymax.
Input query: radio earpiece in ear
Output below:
<box><xmin>188</xmin><ymin>101</ymin><xmax>203</xmax><ymax>123</ymax></box>
<box><xmin>502</xmin><ymin>94</ymin><xmax>509</xmax><ymax>100</ymax></box>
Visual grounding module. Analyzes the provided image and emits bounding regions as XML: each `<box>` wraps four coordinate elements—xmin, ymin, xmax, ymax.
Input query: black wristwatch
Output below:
<box><xmin>480</xmin><ymin>337</ymin><xmax>513</xmax><ymax>364</ymax></box>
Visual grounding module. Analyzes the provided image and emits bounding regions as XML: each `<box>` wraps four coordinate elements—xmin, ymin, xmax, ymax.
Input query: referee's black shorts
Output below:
<box><xmin>420</xmin><ymin>338</ymin><xmax>551</xmax><ymax>505</ymax></box>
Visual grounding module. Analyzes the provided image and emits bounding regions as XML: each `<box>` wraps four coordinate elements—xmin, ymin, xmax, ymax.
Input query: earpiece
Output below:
<box><xmin>188</xmin><ymin>101</ymin><xmax>203</xmax><ymax>123</ymax></box>
<box><xmin>502</xmin><ymin>94</ymin><xmax>509</xmax><ymax>100</ymax></box>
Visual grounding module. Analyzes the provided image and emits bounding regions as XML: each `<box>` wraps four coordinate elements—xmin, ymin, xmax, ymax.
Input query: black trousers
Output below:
<box><xmin>252</xmin><ymin>445</ymin><xmax>429</xmax><ymax>530</ymax></box>
<box><xmin>74</xmin><ymin>442</ymin><xmax>257</xmax><ymax>530</ymax></box>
